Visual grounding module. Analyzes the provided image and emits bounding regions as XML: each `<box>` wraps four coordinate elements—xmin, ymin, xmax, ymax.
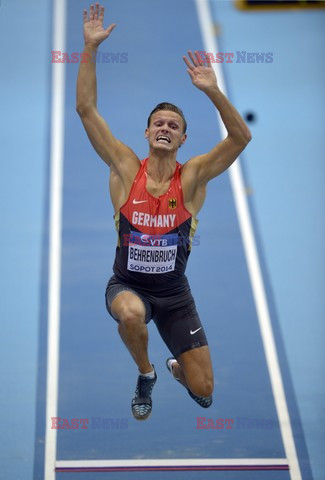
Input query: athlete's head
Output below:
<box><xmin>147</xmin><ymin>102</ymin><xmax>187</xmax><ymax>134</ymax></box>
<box><xmin>145</xmin><ymin>102</ymin><xmax>187</xmax><ymax>151</ymax></box>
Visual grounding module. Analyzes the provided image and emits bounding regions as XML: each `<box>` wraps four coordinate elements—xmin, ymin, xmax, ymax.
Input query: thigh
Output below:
<box><xmin>177</xmin><ymin>345</ymin><xmax>214</xmax><ymax>383</ymax></box>
<box><xmin>153</xmin><ymin>285</ymin><xmax>208</xmax><ymax>358</ymax></box>
<box><xmin>105</xmin><ymin>276</ymin><xmax>152</xmax><ymax>323</ymax></box>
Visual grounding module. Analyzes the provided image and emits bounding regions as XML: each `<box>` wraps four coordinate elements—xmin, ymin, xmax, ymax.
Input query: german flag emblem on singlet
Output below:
<box><xmin>168</xmin><ymin>198</ymin><xmax>177</xmax><ymax>209</ymax></box>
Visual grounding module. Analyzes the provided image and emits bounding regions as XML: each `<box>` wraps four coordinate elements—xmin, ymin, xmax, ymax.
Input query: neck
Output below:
<box><xmin>147</xmin><ymin>149</ymin><xmax>177</xmax><ymax>182</ymax></box>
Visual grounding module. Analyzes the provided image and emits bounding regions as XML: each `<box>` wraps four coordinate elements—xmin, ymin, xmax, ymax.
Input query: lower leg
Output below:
<box><xmin>110</xmin><ymin>292</ymin><xmax>156</xmax><ymax>420</ymax></box>
<box><xmin>118</xmin><ymin>322</ymin><xmax>153</xmax><ymax>374</ymax></box>
<box><xmin>174</xmin><ymin>346</ymin><xmax>214</xmax><ymax>398</ymax></box>
<box><xmin>171</xmin><ymin>361</ymin><xmax>188</xmax><ymax>389</ymax></box>
<box><xmin>111</xmin><ymin>291</ymin><xmax>153</xmax><ymax>374</ymax></box>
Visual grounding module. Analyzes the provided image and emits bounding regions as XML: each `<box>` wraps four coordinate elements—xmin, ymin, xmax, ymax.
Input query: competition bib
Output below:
<box><xmin>127</xmin><ymin>231</ymin><xmax>178</xmax><ymax>274</ymax></box>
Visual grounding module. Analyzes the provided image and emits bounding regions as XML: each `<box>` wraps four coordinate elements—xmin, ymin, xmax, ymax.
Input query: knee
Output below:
<box><xmin>188</xmin><ymin>376</ymin><xmax>214</xmax><ymax>398</ymax></box>
<box><xmin>117</xmin><ymin>305</ymin><xmax>146</xmax><ymax>330</ymax></box>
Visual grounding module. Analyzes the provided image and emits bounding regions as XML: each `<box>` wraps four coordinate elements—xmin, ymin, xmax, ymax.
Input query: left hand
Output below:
<box><xmin>183</xmin><ymin>51</ymin><xmax>217</xmax><ymax>92</ymax></box>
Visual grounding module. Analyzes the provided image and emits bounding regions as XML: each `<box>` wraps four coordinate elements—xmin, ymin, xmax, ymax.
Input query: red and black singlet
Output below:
<box><xmin>113</xmin><ymin>158</ymin><xmax>198</xmax><ymax>287</ymax></box>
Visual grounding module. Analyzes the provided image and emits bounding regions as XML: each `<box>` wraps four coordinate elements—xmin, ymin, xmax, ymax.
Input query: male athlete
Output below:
<box><xmin>77</xmin><ymin>3</ymin><xmax>251</xmax><ymax>420</ymax></box>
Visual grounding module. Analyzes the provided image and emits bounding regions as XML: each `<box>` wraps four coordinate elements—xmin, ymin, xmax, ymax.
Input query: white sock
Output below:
<box><xmin>168</xmin><ymin>359</ymin><xmax>180</xmax><ymax>380</ymax></box>
<box><xmin>139</xmin><ymin>366</ymin><xmax>155</xmax><ymax>379</ymax></box>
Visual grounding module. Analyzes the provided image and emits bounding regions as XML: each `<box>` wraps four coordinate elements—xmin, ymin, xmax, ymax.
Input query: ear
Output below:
<box><xmin>178</xmin><ymin>134</ymin><xmax>187</xmax><ymax>149</ymax></box>
<box><xmin>144</xmin><ymin>128</ymin><xmax>149</xmax><ymax>139</ymax></box>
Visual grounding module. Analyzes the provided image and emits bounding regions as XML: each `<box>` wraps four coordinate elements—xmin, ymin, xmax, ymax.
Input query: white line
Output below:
<box><xmin>44</xmin><ymin>0</ymin><xmax>66</xmax><ymax>479</ymax></box>
<box><xmin>194</xmin><ymin>1</ymin><xmax>302</xmax><ymax>479</ymax></box>
<box><xmin>56</xmin><ymin>458</ymin><xmax>288</xmax><ymax>468</ymax></box>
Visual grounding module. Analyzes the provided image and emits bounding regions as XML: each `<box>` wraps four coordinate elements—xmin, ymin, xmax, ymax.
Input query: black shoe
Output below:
<box><xmin>187</xmin><ymin>389</ymin><xmax>213</xmax><ymax>408</ymax></box>
<box><xmin>166</xmin><ymin>357</ymin><xmax>213</xmax><ymax>408</ymax></box>
<box><xmin>131</xmin><ymin>366</ymin><xmax>157</xmax><ymax>420</ymax></box>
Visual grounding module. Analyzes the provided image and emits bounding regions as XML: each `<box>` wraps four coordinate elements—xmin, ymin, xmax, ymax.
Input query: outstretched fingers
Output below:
<box><xmin>89</xmin><ymin>3</ymin><xmax>94</xmax><ymax>21</ymax></box>
<box><xmin>84</xmin><ymin>3</ymin><xmax>104</xmax><ymax>23</ymax></box>
<box><xmin>94</xmin><ymin>2</ymin><xmax>99</xmax><ymax>21</ymax></box>
<box><xmin>183</xmin><ymin>50</ymin><xmax>200</xmax><ymax>69</ymax></box>
<box><xmin>183</xmin><ymin>55</ymin><xmax>194</xmax><ymax>70</ymax></box>
<box><xmin>188</xmin><ymin>50</ymin><xmax>201</xmax><ymax>66</ymax></box>
<box><xmin>183</xmin><ymin>50</ymin><xmax>203</xmax><ymax>80</ymax></box>
<box><xmin>183</xmin><ymin>50</ymin><xmax>211</xmax><ymax>69</ymax></box>
<box><xmin>99</xmin><ymin>4</ymin><xmax>105</xmax><ymax>23</ymax></box>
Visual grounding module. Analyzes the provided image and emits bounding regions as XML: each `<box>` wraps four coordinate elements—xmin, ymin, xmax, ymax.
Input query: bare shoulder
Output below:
<box><xmin>180</xmin><ymin>155</ymin><xmax>205</xmax><ymax>196</ymax></box>
<box><xmin>181</xmin><ymin>155</ymin><xmax>203</xmax><ymax>178</ymax></box>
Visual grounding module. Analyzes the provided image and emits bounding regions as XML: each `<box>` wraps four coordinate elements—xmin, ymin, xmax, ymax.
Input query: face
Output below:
<box><xmin>145</xmin><ymin>111</ymin><xmax>187</xmax><ymax>151</ymax></box>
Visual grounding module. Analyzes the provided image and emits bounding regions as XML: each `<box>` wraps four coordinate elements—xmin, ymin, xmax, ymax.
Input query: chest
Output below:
<box><xmin>145</xmin><ymin>175</ymin><xmax>173</xmax><ymax>198</ymax></box>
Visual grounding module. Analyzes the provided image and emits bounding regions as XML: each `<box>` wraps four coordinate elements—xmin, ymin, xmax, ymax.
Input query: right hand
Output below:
<box><xmin>83</xmin><ymin>3</ymin><xmax>116</xmax><ymax>47</ymax></box>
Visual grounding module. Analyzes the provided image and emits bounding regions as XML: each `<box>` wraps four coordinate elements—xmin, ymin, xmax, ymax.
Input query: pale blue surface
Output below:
<box><xmin>0</xmin><ymin>0</ymin><xmax>50</xmax><ymax>478</ymax></box>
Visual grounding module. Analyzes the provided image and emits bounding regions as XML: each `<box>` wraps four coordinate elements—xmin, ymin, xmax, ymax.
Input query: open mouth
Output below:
<box><xmin>156</xmin><ymin>135</ymin><xmax>171</xmax><ymax>144</ymax></box>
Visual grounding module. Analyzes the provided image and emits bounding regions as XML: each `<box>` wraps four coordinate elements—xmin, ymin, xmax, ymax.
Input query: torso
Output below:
<box><xmin>109</xmin><ymin>157</ymin><xmax>206</xmax><ymax>218</ymax></box>
<box><xmin>111</xmin><ymin>158</ymin><xmax>199</xmax><ymax>288</ymax></box>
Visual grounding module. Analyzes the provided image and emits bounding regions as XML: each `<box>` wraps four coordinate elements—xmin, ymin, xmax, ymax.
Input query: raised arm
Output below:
<box><xmin>182</xmin><ymin>50</ymin><xmax>252</xmax><ymax>185</ymax></box>
<box><xmin>76</xmin><ymin>3</ymin><xmax>140</xmax><ymax>179</ymax></box>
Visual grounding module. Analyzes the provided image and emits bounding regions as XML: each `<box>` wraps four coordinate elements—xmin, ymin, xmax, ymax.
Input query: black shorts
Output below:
<box><xmin>105</xmin><ymin>274</ymin><xmax>208</xmax><ymax>359</ymax></box>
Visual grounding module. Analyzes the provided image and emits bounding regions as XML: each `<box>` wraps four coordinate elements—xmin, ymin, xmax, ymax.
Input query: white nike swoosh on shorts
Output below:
<box><xmin>190</xmin><ymin>327</ymin><xmax>202</xmax><ymax>335</ymax></box>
